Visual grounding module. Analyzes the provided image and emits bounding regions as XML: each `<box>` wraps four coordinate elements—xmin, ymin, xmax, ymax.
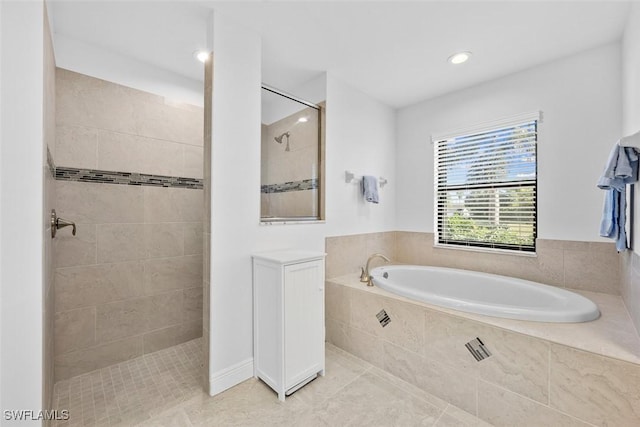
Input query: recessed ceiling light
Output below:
<box><xmin>297</xmin><ymin>117</ymin><xmax>308</xmax><ymax>123</ymax></box>
<box><xmin>194</xmin><ymin>50</ymin><xmax>209</xmax><ymax>63</ymax></box>
<box><xmin>448</xmin><ymin>51</ymin><xmax>472</xmax><ymax>65</ymax></box>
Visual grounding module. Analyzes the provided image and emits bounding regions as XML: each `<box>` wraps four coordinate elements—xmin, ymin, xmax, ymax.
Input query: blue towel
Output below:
<box><xmin>362</xmin><ymin>175</ymin><xmax>379</xmax><ymax>204</ymax></box>
<box><xmin>599</xmin><ymin>189</ymin><xmax>626</xmax><ymax>251</ymax></box>
<box><xmin>597</xmin><ymin>145</ymin><xmax>638</xmax><ymax>191</ymax></box>
<box><xmin>599</xmin><ymin>189</ymin><xmax>617</xmax><ymax>239</ymax></box>
<box><xmin>598</xmin><ymin>144</ymin><xmax>638</xmax><ymax>251</ymax></box>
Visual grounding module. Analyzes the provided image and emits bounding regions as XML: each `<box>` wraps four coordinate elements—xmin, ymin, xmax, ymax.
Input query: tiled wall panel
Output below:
<box><xmin>325</xmin><ymin>281</ymin><xmax>640</xmax><ymax>426</ymax></box>
<box><xmin>622</xmin><ymin>251</ymin><xmax>640</xmax><ymax>338</ymax></box>
<box><xmin>549</xmin><ymin>344</ymin><xmax>640</xmax><ymax>426</ymax></box>
<box><xmin>53</xmin><ymin>70</ymin><xmax>204</xmax><ymax>381</ymax></box>
<box><xmin>325</xmin><ymin>231</ymin><xmax>640</xmax><ymax>425</ymax></box>
<box><xmin>325</xmin><ymin>232</ymin><xmax>396</xmax><ymax>279</ymax></box>
<box><xmin>43</xmin><ymin>5</ymin><xmax>57</xmax><ymax>409</ymax></box>
<box><xmin>326</xmin><ymin>231</ymin><xmax>620</xmax><ymax>295</ymax></box>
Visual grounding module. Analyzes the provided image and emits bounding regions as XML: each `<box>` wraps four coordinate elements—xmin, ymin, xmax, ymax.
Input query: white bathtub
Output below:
<box><xmin>370</xmin><ymin>265</ymin><xmax>599</xmax><ymax>323</ymax></box>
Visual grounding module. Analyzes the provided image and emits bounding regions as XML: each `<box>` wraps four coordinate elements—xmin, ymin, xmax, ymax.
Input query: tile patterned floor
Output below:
<box><xmin>52</xmin><ymin>339</ymin><xmax>491</xmax><ymax>427</ymax></box>
<box><xmin>52</xmin><ymin>339</ymin><xmax>203</xmax><ymax>426</ymax></box>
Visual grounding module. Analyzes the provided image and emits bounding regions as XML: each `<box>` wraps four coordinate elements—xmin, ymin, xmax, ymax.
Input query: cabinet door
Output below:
<box><xmin>283</xmin><ymin>260</ymin><xmax>324</xmax><ymax>388</ymax></box>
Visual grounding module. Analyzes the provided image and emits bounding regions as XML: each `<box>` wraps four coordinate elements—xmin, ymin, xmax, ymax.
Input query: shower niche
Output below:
<box><xmin>261</xmin><ymin>85</ymin><xmax>324</xmax><ymax>222</ymax></box>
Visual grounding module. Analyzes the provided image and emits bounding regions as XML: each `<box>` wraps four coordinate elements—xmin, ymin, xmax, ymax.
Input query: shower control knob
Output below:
<box><xmin>51</xmin><ymin>209</ymin><xmax>77</xmax><ymax>238</ymax></box>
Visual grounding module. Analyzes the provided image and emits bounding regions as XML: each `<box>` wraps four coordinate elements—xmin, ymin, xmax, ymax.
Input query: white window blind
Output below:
<box><xmin>435</xmin><ymin>119</ymin><xmax>537</xmax><ymax>253</ymax></box>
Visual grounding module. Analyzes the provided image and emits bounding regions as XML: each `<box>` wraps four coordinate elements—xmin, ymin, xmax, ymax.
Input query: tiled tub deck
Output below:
<box><xmin>326</xmin><ymin>274</ymin><xmax>640</xmax><ymax>427</ymax></box>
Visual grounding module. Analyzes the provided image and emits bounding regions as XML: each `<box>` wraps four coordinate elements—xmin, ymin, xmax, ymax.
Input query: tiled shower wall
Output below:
<box><xmin>326</xmin><ymin>231</ymin><xmax>621</xmax><ymax>295</ymax></box>
<box><xmin>53</xmin><ymin>69</ymin><xmax>204</xmax><ymax>381</ymax></box>
<box><xmin>43</xmin><ymin>5</ymin><xmax>57</xmax><ymax>410</ymax></box>
<box><xmin>261</xmin><ymin>106</ymin><xmax>320</xmax><ymax>218</ymax></box>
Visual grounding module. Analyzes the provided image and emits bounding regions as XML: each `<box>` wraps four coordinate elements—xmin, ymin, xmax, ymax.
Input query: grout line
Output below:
<box><xmin>477</xmin><ymin>378</ymin><xmax>598</xmax><ymax>427</ymax></box>
<box><xmin>93</xmin><ymin>131</ymin><xmax>99</xmax><ymax>175</ymax></box>
<box><xmin>547</xmin><ymin>346</ymin><xmax>551</xmax><ymax>407</ymax></box>
<box><xmin>59</xmin><ymin>286</ymin><xmax>187</xmax><ymax>313</ymax></box>
<box><xmin>64</xmin><ymin>123</ymin><xmax>204</xmax><ymax>149</ymax></box>
<box><xmin>55</xmin><ymin>249</ymin><xmax>204</xmax><ymax>271</ymax></box>
<box><xmin>90</xmin><ymin>371</ymin><xmax>101</xmax><ymax>423</ymax></box>
<box><xmin>317</xmin><ymin>363</ymin><xmax>371</xmax><ymax>406</ymax></box>
<box><xmin>99</xmin><ymin>367</ymin><xmax>111</xmax><ymax>423</ymax></box>
<box><xmin>431</xmin><ymin>404</ymin><xmax>448</xmax><ymax>426</ymax></box>
<box><xmin>182</xmin><ymin>408</ymin><xmax>196</xmax><ymax>427</ymax></box>
<box><xmin>619</xmin><ymin>255</ymin><xmax>640</xmax><ymax>337</ymax></box>
<box><xmin>92</xmin><ymin>307</ymin><xmax>97</xmax><ymax>352</ymax></box>
<box><xmin>475</xmin><ymin>377</ymin><xmax>479</xmax><ymax>417</ymax></box>
<box><xmin>365</xmin><ymin>366</ymin><xmax>446</xmax><ymax>412</ymax></box>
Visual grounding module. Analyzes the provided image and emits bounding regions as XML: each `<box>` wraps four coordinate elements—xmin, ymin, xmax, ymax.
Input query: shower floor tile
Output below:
<box><xmin>51</xmin><ymin>340</ymin><xmax>490</xmax><ymax>427</ymax></box>
<box><xmin>52</xmin><ymin>339</ymin><xmax>203</xmax><ymax>427</ymax></box>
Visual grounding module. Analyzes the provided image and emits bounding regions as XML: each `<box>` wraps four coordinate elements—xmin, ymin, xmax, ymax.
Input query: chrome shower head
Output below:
<box><xmin>274</xmin><ymin>131</ymin><xmax>290</xmax><ymax>144</ymax></box>
<box><xmin>274</xmin><ymin>132</ymin><xmax>291</xmax><ymax>151</ymax></box>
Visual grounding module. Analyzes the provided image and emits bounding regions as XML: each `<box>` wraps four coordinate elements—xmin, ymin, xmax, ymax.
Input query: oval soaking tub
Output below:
<box><xmin>370</xmin><ymin>265</ymin><xmax>599</xmax><ymax>322</ymax></box>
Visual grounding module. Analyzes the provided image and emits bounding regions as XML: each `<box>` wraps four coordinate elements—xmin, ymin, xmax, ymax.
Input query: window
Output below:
<box><xmin>434</xmin><ymin>114</ymin><xmax>538</xmax><ymax>253</ymax></box>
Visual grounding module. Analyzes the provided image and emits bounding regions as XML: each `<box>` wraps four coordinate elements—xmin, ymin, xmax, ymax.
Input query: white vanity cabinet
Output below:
<box><xmin>252</xmin><ymin>250</ymin><xmax>326</xmax><ymax>401</ymax></box>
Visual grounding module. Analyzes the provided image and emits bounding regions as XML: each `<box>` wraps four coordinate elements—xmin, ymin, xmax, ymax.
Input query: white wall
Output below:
<box><xmin>53</xmin><ymin>33</ymin><xmax>203</xmax><ymax>106</ymax></box>
<box><xmin>623</xmin><ymin>4</ymin><xmax>640</xmax><ymax>253</ymax></box>
<box><xmin>208</xmin><ymin>10</ymin><xmax>262</xmax><ymax>392</ymax></box>
<box><xmin>208</xmin><ymin>10</ymin><xmax>396</xmax><ymax>394</ymax></box>
<box><xmin>396</xmin><ymin>43</ymin><xmax>622</xmax><ymax>242</ymax></box>
<box><xmin>323</xmin><ymin>74</ymin><xmax>396</xmax><ymax>236</ymax></box>
<box><xmin>0</xmin><ymin>0</ymin><xmax>4</xmax><ymax>414</ymax></box>
<box><xmin>621</xmin><ymin>2</ymin><xmax>640</xmax><ymax>333</ymax></box>
<box><xmin>623</xmin><ymin>4</ymin><xmax>640</xmax><ymax>138</ymax></box>
<box><xmin>0</xmin><ymin>1</ymin><xmax>45</xmax><ymax>424</ymax></box>
<box><xmin>262</xmin><ymin>74</ymin><xmax>326</xmax><ymax>124</ymax></box>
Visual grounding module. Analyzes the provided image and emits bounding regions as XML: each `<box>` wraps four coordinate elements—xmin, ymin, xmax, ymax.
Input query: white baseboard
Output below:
<box><xmin>209</xmin><ymin>358</ymin><xmax>254</xmax><ymax>396</ymax></box>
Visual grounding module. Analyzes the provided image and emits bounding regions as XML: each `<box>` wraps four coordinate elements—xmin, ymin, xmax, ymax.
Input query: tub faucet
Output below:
<box><xmin>360</xmin><ymin>253</ymin><xmax>391</xmax><ymax>286</ymax></box>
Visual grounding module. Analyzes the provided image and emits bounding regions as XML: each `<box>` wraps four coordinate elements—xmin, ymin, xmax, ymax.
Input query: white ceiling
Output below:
<box><xmin>49</xmin><ymin>0</ymin><xmax>632</xmax><ymax>108</ymax></box>
<box><xmin>49</xmin><ymin>0</ymin><xmax>210</xmax><ymax>84</ymax></box>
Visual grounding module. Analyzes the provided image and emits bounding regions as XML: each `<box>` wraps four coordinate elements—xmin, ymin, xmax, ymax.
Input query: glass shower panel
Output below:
<box><xmin>261</xmin><ymin>86</ymin><xmax>321</xmax><ymax>221</ymax></box>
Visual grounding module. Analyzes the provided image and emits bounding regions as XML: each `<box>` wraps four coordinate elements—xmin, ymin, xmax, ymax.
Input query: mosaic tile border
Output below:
<box><xmin>55</xmin><ymin>167</ymin><xmax>203</xmax><ymax>189</ymax></box>
<box><xmin>261</xmin><ymin>178</ymin><xmax>318</xmax><ymax>194</ymax></box>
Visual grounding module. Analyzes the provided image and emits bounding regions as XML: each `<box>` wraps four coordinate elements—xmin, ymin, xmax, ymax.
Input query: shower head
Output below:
<box><xmin>274</xmin><ymin>132</ymin><xmax>290</xmax><ymax>144</ymax></box>
<box><xmin>274</xmin><ymin>132</ymin><xmax>291</xmax><ymax>151</ymax></box>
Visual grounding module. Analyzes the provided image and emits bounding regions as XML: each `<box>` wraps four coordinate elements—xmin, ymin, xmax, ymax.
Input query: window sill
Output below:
<box><xmin>260</xmin><ymin>219</ymin><xmax>325</xmax><ymax>226</ymax></box>
<box><xmin>433</xmin><ymin>243</ymin><xmax>537</xmax><ymax>257</ymax></box>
